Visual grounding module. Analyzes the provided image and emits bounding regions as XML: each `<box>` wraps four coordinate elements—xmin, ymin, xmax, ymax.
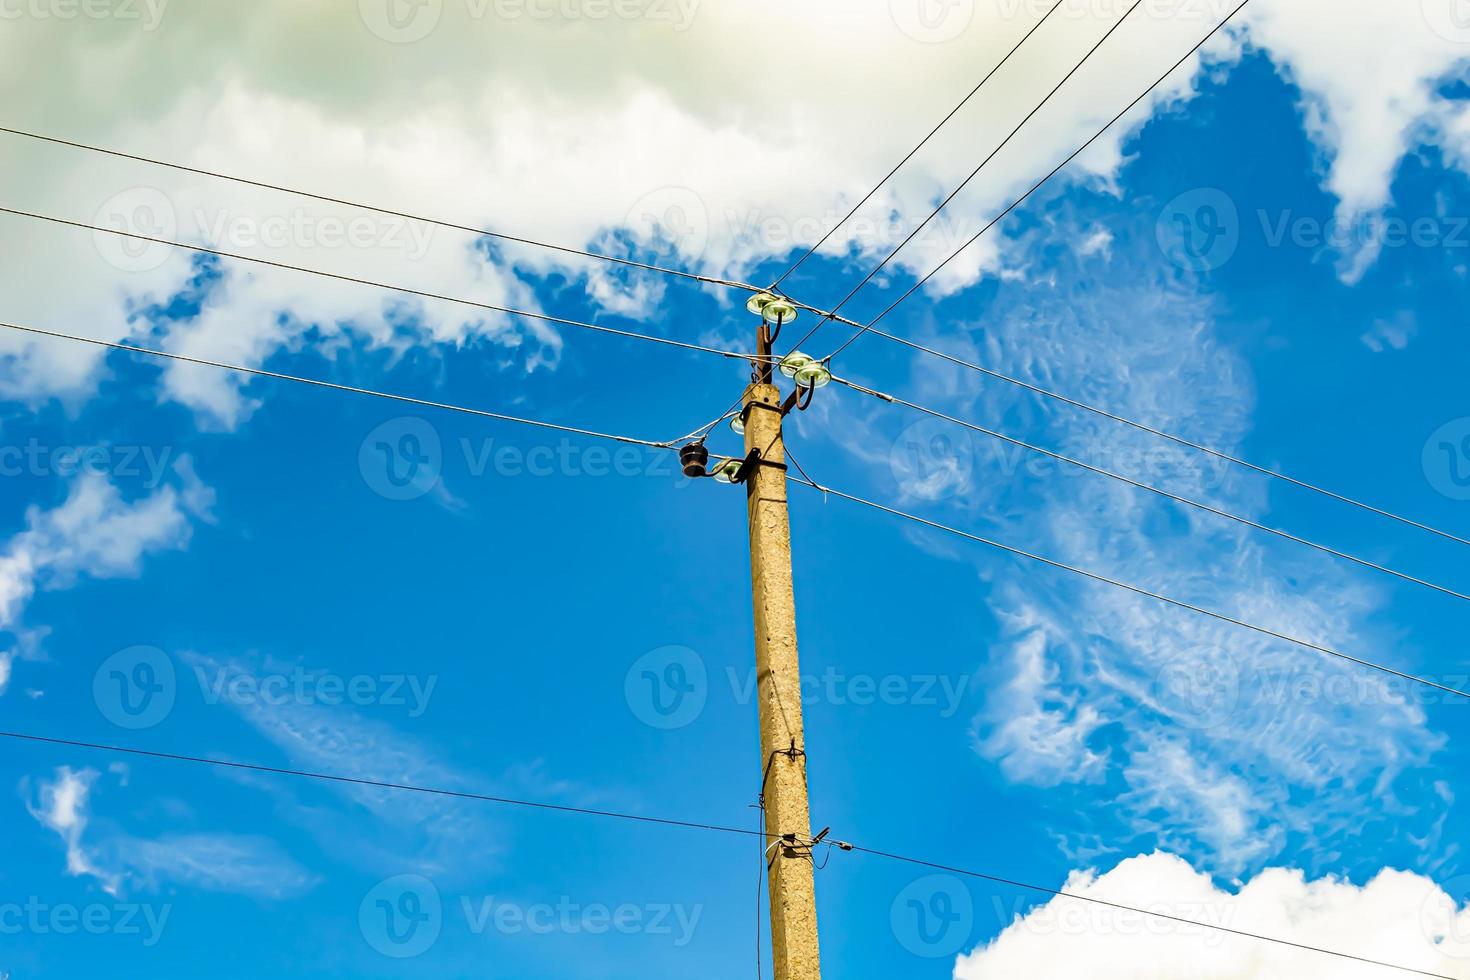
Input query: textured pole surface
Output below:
<box><xmin>743</xmin><ymin>380</ymin><xmax>822</xmax><ymax>980</ymax></box>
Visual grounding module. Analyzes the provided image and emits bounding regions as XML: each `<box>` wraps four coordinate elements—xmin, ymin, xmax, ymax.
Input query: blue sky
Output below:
<box><xmin>3</xmin><ymin>2</ymin><xmax>1470</xmax><ymax>977</ymax></box>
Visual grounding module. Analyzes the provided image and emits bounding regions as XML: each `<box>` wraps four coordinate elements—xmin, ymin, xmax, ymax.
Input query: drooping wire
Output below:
<box><xmin>844</xmin><ymin>845</ymin><xmax>1458</xmax><ymax>980</ymax></box>
<box><xmin>0</xmin><ymin>125</ymin><xmax>757</xmax><ymax>294</ymax></box>
<box><xmin>850</xmin><ymin>325</ymin><xmax>1470</xmax><ymax>549</ymax></box>
<box><xmin>834</xmin><ymin>376</ymin><xmax>1470</xmax><ymax>604</ymax></box>
<box><xmin>0</xmin><ymin>728</ymin><xmax>1454</xmax><ymax>978</ymax></box>
<box><xmin>0</xmin><ymin>730</ymin><xmax>766</xmax><ymax>839</ymax></box>
<box><xmin>821</xmin><ymin>0</ymin><xmax>1251</xmax><ymax>361</ymax></box>
<box><xmin>786</xmin><ymin>477</ymin><xmax>1470</xmax><ymax>703</ymax></box>
<box><xmin>0</xmin><ymin>321</ymin><xmax>681</xmax><ymax>450</ymax></box>
<box><xmin>788</xmin><ymin>0</ymin><xmax>1145</xmax><ymax>353</ymax></box>
<box><xmin>766</xmin><ymin>0</ymin><xmax>1066</xmax><ymax>291</ymax></box>
<box><xmin>1</xmin><ymin>206</ymin><xmax>768</xmax><ymax>364</ymax></box>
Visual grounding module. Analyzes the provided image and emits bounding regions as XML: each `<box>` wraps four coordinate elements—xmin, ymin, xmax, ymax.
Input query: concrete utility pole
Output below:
<box><xmin>741</xmin><ymin>316</ymin><xmax>822</xmax><ymax>980</ymax></box>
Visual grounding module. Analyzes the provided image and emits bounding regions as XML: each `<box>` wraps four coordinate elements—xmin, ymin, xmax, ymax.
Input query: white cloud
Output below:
<box><xmin>24</xmin><ymin>767</ymin><xmax>119</xmax><ymax>894</ymax></box>
<box><xmin>957</xmin><ymin>852</ymin><xmax>1470</xmax><ymax>979</ymax></box>
<box><xmin>9</xmin><ymin>0</ymin><xmax>1447</xmax><ymax>418</ymax></box>
<box><xmin>23</xmin><ymin>765</ymin><xmax>316</xmax><ymax>900</ymax></box>
<box><xmin>0</xmin><ymin>462</ymin><xmax>211</xmax><ymax>694</ymax></box>
<box><xmin>827</xmin><ymin>194</ymin><xmax>1450</xmax><ymax>875</ymax></box>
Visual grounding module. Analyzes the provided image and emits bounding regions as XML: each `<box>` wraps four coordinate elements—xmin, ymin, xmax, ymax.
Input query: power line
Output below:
<box><xmin>823</xmin><ymin>0</ymin><xmax>1250</xmax><ymax>361</ymax></box>
<box><xmin>789</xmin><ymin>477</ymin><xmax>1470</xmax><ymax>703</ymax></box>
<box><xmin>854</xmin><ymin>324</ymin><xmax>1470</xmax><ymax>550</ymax></box>
<box><xmin>1</xmin><ymin>205</ymin><xmax>764</xmax><ymax>364</ymax></box>
<box><xmin>0</xmin><ymin>125</ymin><xmax>758</xmax><ymax>295</ymax></box>
<box><xmin>0</xmin><ymin>731</ymin><xmax>765</xmax><ymax>840</ymax></box>
<box><xmin>2</xmin><ymin>728</ymin><xmax>1453</xmax><ymax>978</ymax></box>
<box><xmin>767</xmin><ymin>0</ymin><xmax>1066</xmax><ymax>291</ymax></box>
<box><xmin>835</xmin><ymin>376</ymin><xmax>1470</xmax><ymax>604</ymax></box>
<box><xmin>792</xmin><ymin>0</ymin><xmax>1144</xmax><ymax>353</ymax></box>
<box><xmin>0</xmin><ymin>320</ymin><xmax>680</xmax><ymax>450</ymax></box>
<box><xmin>845</xmin><ymin>846</ymin><xmax>1459</xmax><ymax>980</ymax></box>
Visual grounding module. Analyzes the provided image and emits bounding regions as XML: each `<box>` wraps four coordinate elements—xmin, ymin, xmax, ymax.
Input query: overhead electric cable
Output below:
<box><xmin>767</xmin><ymin>0</ymin><xmax>1066</xmax><ymax>291</ymax></box>
<box><xmin>0</xmin><ymin>729</ymin><xmax>1453</xmax><ymax>977</ymax></box>
<box><xmin>791</xmin><ymin>0</ymin><xmax>1144</xmax><ymax>353</ymax></box>
<box><xmin>0</xmin><ymin>320</ymin><xmax>679</xmax><ymax>450</ymax></box>
<box><xmin>845</xmin><ymin>846</ymin><xmax>1459</xmax><ymax>980</ymax></box>
<box><xmin>0</xmin><ymin>205</ymin><xmax>764</xmax><ymax>363</ymax></box>
<box><xmin>848</xmin><ymin>326</ymin><xmax>1470</xmax><ymax>549</ymax></box>
<box><xmin>836</xmin><ymin>377</ymin><xmax>1470</xmax><ymax>603</ymax></box>
<box><xmin>0</xmin><ymin>125</ymin><xmax>757</xmax><ymax>293</ymax></box>
<box><xmin>0</xmin><ymin>731</ymin><xmax>765</xmax><ymax>839</ymax></box>
<box><xmin>822</xmin><ymin>0</ymin><xmax>1249</xmax><ymax>360</ymax></box>
<box><xmin>788</xmin><ymin>477</ymin><xmax>1470</xmax><ymax>703</ymax></box>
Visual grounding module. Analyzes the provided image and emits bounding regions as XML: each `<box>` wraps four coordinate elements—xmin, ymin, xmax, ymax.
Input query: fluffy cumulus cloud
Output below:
<box><xmin>1</xmin><ymin>1</ymin><xmax>1465</xmax><ymax>421</ymax></box>
<box><xmin>0</xmin><ymin>459</ymin><xmax>212</xmax><ymax>694</ymax></box>
<box><xmin>24</xmin><ymin>765</ymin><xmax>316</xmax><ymax>899</ymax></box>
<box><xmin>957</xmin><ymin>852</ymin><xmax>1470</xmax><ymax>979</ymax></box>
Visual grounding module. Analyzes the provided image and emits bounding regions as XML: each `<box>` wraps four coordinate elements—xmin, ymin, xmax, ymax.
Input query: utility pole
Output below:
<box><xmin>741</xmin><ymin>307</ymin><xmax>823</xmax><ymax>980</ymax></box>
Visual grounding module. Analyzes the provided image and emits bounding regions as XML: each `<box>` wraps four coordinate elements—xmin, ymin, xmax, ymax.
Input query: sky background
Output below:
<box><xmin>3</xmin><ymin>0</ymin><xmax>1470</xmax><ymax>977</ymax></box>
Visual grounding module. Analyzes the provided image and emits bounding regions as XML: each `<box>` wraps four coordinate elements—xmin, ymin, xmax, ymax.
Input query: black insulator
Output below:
<box><xmin>679</xmin><ymin>442</ymin><xmax>710</xmax><ymax>478</ymax></box>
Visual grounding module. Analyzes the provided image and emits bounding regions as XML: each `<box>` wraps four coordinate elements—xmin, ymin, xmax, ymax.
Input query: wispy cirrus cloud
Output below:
<box><xmin>23</xmin><ymin>765</ymin><xmax>316</xmax><ymax>900</ymax></box>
